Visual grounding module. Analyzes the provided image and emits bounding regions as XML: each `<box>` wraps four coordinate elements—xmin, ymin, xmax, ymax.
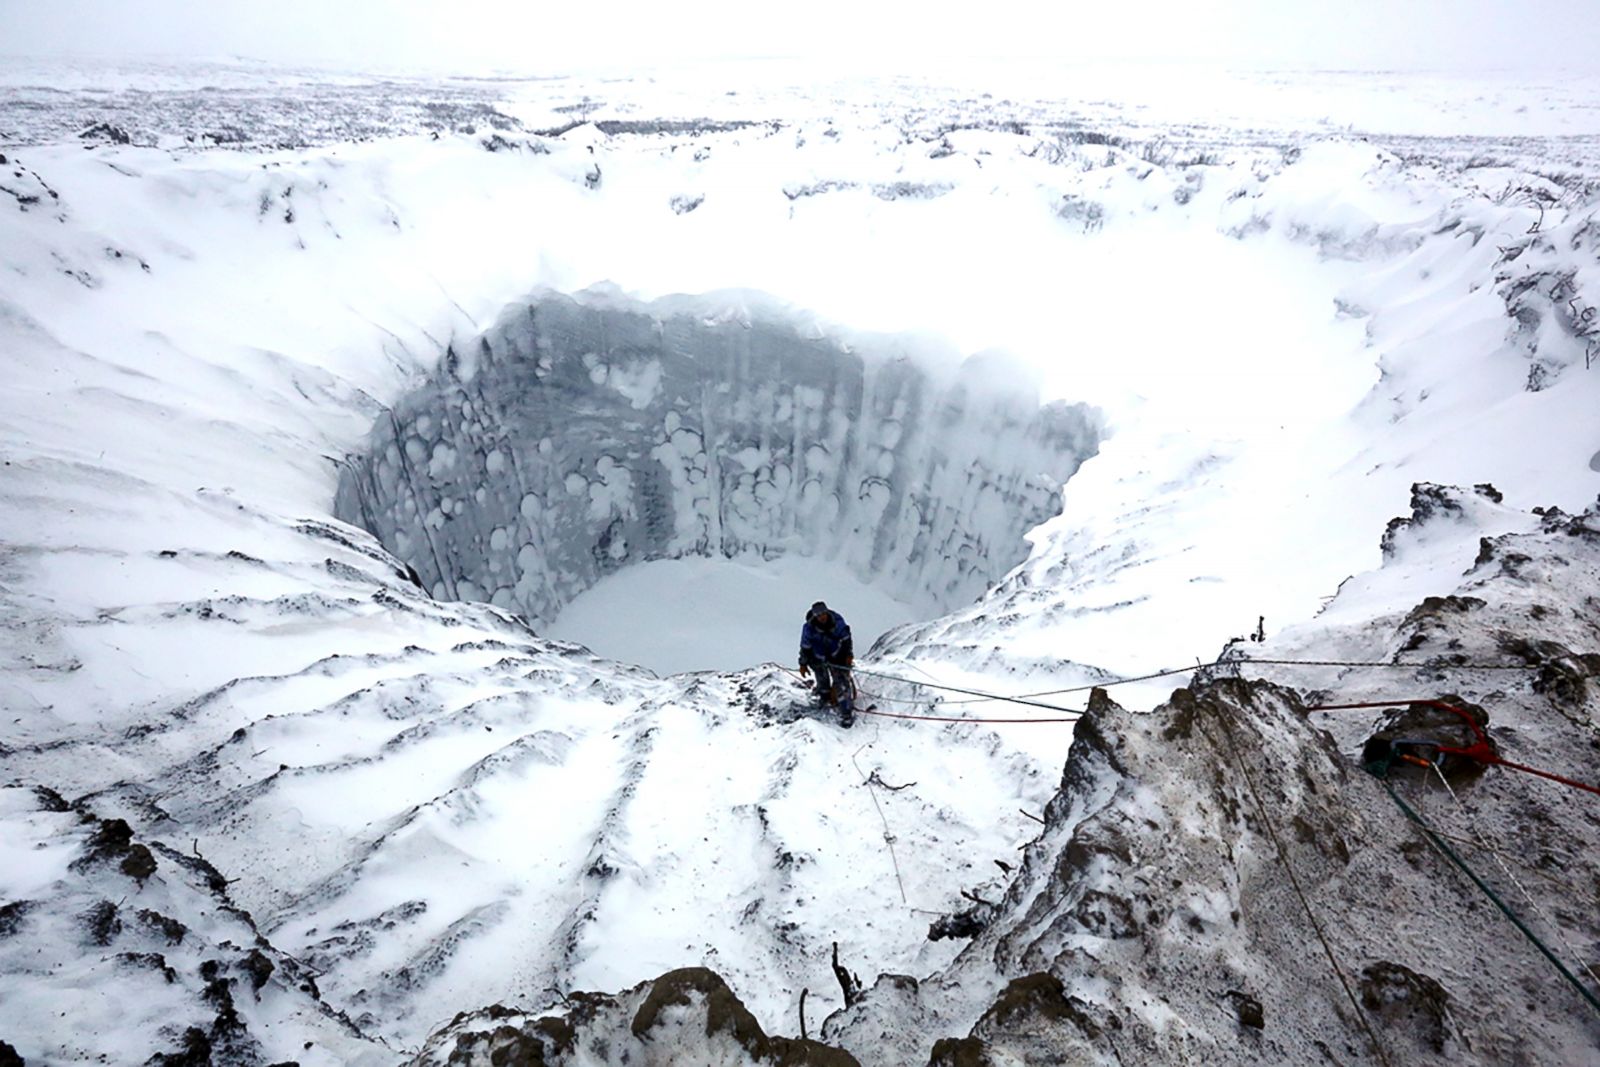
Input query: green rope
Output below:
<box><xmin>1367</xmin><ymin>758</ymin><xmax>1600</xmax><ymax>1017</ymax></box>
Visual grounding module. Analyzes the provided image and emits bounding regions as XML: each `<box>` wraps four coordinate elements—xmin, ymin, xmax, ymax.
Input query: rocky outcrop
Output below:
<box><xmin>896</xmin><ymin>678</ymin><xmax>1416</xmax><ymax>1066</ymax></box>
<box><xmin>819</xmin><ymin>491</ymin><xmax>1600</xmax><ymax>1065</ymax></box>
<box><xmin>414</xmin><ymin>967</ymin><xmax>858</xmax><ymax>1066</ymax></box>
<box><xmin>397</xmin><ymin>491</ymin><xmax>1600</xmax><ymax>1066</ymax></box>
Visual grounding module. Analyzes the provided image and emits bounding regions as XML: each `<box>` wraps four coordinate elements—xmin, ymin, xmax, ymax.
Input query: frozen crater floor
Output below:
<box><xmin>3</xmin><ymin>59</ymin><xmax>1600</xmax><ymax>1066</ymax></box>
<box><xmin>544</xmin><ymin>555</ymin><xmax>917</xmax><ymax>675</ymax></box>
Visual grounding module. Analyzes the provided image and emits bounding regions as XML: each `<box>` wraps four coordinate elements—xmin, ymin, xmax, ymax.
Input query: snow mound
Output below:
<box><xmin>415</xmin><ymin>967</ymin><xmax>857</xmax><ymax>1066</ymax></box>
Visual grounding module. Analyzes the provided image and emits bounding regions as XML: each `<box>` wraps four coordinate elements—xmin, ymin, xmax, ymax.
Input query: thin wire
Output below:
<box><xmin>849</xmin><ymin>656</ymin><xmax>1536</xmax><ymax>710</ymax></box>
<box><xmin>844</xmin><ymin>665</ymin><xmax>1087</xmax><ymax>715</ymax></box>
<box><xmin>936</xmin><ymin>662</ymin><xmax>1214</xmax><ymax>704</ymax></box>
<box><xmin>853</xmin><ymin>685</ymin><xmax>1081</xmax><ymax>725</ymax></box>
<box><xmin>1426</xmin><ymin>826</ymin><xmax>1591</xmax><ymax>874</ymax></box>
<box><xmin>850</xmin><ymin>737</ymin><xmax>908</xmax><ymax>905</ymax></box>
<box><xmin>1214</xmin><ymin>705</ymin><xmax>1393</xmax><ymax>1067</ymax></box>
<box><xmin>1380</xmin><ymin>776</ymin><xmax>1600</xmax><ymax>1017</ymax></box>
<box><xmin>859</xmin><ymin>706</ymin><xmax>1081</xmax><ymax>725</ymax></box>
<box><xmin>852</xmin><ymin>685</ymin><xmax>928</xmax><ymax>707</ymax></box>
<box><xmin>1241</xmin><ymin>658</ymin><xmax>1532</xmax><ymax>671</ymax></box>
<box><xmin>1430</xmin><ymin>763</ymin><xmax>1600</xmax><ymax>989</ymax></box>
<box><xmin>858</xmin><ymin>678</ymin><xmax>1078</xmax><ymax>720</ymax></box>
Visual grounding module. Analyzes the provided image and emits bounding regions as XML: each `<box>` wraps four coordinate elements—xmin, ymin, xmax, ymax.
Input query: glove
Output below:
<box><xmin>798</xmin><ymin>662</ymin><xmax>809</xmax><ymax>677</ymax></box>
<box><xmin>843</xmin><ymin>654</ymin><xmax>853</xmax><ymax>667</ymax></box>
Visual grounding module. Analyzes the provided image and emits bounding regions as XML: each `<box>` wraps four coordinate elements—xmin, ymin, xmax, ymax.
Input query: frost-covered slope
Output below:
<box><xmin>3</xmin><ymin>64</ymin><xmax>1599</xmax><ymax>1064</ymax></box>
<box><xmin>815</xmin><ymin>487</ymin><xmax>1600</xmax><ymax>1065</ymax></box>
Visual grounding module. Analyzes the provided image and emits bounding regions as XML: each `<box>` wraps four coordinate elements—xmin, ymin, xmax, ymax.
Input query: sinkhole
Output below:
<box><xmin>335</xmin><ymin>289</ymin><xmax>1102</xmax><ymax>673</ymax></box>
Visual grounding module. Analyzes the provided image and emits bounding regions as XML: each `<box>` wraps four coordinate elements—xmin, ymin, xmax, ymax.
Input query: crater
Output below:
<box><xmin>335</xmin><ymin>289</ymin><xmax>1102</xmax><ymax>672</ymax></box>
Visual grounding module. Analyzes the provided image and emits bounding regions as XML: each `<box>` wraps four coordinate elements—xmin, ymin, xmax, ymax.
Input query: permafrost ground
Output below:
<box><xmin>2</xmin><ymin>60</ymin><xmax>1600</xmax><ymax>1065</ymax></box>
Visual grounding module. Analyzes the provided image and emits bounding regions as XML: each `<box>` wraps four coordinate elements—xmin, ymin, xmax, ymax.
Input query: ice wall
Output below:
<box><xmin>336</xmin><ymin>290</ymin><xmax>1101</xmax><ymax>628</ymax></box>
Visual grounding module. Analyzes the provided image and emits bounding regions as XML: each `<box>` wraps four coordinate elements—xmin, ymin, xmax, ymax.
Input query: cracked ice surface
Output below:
<box><xmin>337</xmin><ymin>289</ymin><xmax>1103</xmax><ymax>638</ymax></box>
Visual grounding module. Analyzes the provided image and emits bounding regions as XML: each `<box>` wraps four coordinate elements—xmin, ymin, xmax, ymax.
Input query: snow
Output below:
<box><xmin>545</xmin><ymin>554</ymin><xmax>919</xmax><ymax>675</ymax></box>
<box><xmin>0</xmin><ymin>790</ymin><xmax>77</xmax><ymax>897</ymax></box>
<box><xmin>2</xmin><ymin>56</ymin><xmax>1600</xmax><ymax>1063</ymax></box>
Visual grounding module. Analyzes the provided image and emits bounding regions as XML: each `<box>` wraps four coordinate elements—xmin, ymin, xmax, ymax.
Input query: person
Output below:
<box><xmin>799</xmin><ymin>601</ymin><xmax>855</xmax><ymax>726</ymax></box>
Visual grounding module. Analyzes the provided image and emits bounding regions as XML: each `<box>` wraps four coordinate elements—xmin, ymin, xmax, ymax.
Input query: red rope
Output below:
<box><xmin>1462</xmin><ymin>755</ymin><xmax>1600</xmax><ymax>798</ymax></box>
<box><xmin>1309</xmin><ymin>699</ymin><xmax>1600</xmax><ymax>799</ymax></box>
<box><xmin>1308</xmin><ymin>699</ymin><xmax>1490</xmax><ymax>747</ymax></box>
<box><xmin>794</xmin><ymin>678</ymin><xmax>1595</xmax><ymax>798</ymax></box>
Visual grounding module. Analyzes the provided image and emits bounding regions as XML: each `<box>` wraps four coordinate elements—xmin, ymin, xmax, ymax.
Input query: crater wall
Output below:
<box><xmin>335</xmin><ymin>290</ymin><xmax>1101</xmax><ymax>628</ymax></box>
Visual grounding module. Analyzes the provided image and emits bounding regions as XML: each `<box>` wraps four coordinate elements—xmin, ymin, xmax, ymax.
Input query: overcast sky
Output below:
<box><xmin>4</xmin><ymin>0</ymin><xmax>1599</xmax><ymax>73</ymax></box>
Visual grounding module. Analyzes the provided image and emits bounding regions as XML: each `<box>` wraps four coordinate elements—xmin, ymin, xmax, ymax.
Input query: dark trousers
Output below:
<box><xmin>811</xmin><ymin>661</ymin><xmax>853</xmax><ymax>708</ymax></box>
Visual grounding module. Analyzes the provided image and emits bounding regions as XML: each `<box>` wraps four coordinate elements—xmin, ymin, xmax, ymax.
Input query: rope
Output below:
<box><xmin>850</xmin><ymin>737</ymin><xmax>907</xmax><ymax>905</ymax></box>
<box><xmin>1410</xmin><ymin>824</ymin><xmax>1578</xmax><ymax>889</ymax></box>
<box><xmin>949</xmin><ymin>656</ymin><xmax>1536</xmax><ymax>706</ymax></box>
<box><xmin>851</xmin><ymin>685</ymin><xmax>927</xmax><ymax>708</ymax></box>
<box><xmin>955</xmin><ymin>662</ymin><xmax>1207</xmax><ymax>699</ymax></box>
<box><xmin>858</xmin><ymin>706</ymin><xmax>1080</xmax><ymax>725</ymax></box>
<box><xmin>1212</xmin><ymin>703</ymin><xmax>1393</xmax><ymax>1067</ymax></box>
<box><xmin>1472</xmin><ymin>753</ymin><xmax>1600</xmax><ymax>799</ymax></box>
<box><xmin>1310</xmin><ymin>700</ymin><xmax>1600</xmax><ymax>799</ymax></box>
<box><xmin>846</xmin><ymin>656</ymin><xmax>1536</xmax><ymax>710</ymax></box>
<box><xmin>1370</xmin><ymin>764</ymin><xmax>1600</xmax><ymax>1017</ymax></box>
<box><xmin>844</xmin><ymin>664</ymin><xmax>1087</xmax><ymax>715</ymax></box>
<box><xmin>850</xmin><ymin>682</ymin><xmax>1081</xmax><ymax>724</ymax></box>
<box><xmin>769</xmin><ymin>655</ymin><xmax>1534</xmax><ymax>723</ymax></box>
<box><xmin>1239</xmin><ymin>658</ymin><xmax>1532</xmax><ymax>671</ymax></box>
<box><xmin>1428</xmin><ymin>763</ymin><xmax>1600</xmax><ymax>990</ymax></box>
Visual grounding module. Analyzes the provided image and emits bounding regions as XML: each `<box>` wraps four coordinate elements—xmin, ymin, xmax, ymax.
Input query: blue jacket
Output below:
<box><xmin>800</xmin><ymin>612</ymin><xmax>853</xmax><ymax>667</ymax></box>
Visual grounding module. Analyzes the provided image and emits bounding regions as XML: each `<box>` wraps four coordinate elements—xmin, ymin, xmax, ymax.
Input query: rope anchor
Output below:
<box><xmin>1315</xmin><ymin>699</ymin><xmax>1600</xmax><ymax>799</ymax></box>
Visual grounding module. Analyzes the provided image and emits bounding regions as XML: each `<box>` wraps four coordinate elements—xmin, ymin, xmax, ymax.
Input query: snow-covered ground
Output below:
<box><xmin>2</xmin><ymin>58</ymin><xmax>1599</xmax><ymax>1063</ymax></box>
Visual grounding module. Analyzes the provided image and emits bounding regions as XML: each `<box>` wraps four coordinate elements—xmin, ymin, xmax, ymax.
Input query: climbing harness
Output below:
<box><xmin>781</xmin><ymin>662</ymin><xmax>860</xmax><ymax>718</ymax></box>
